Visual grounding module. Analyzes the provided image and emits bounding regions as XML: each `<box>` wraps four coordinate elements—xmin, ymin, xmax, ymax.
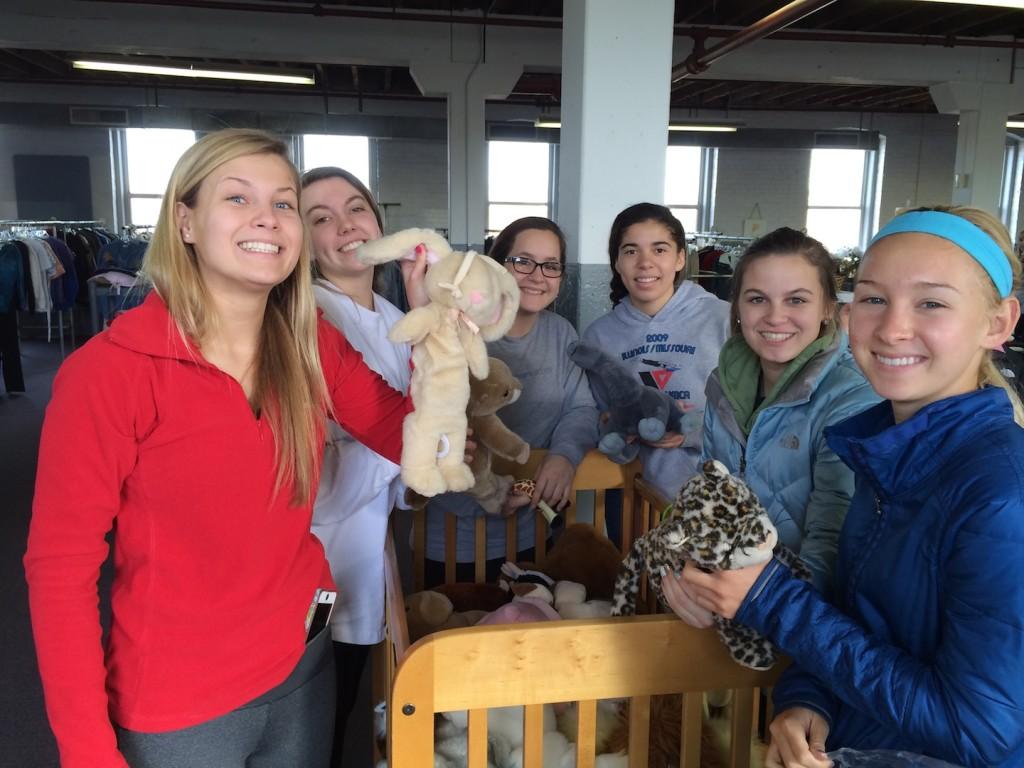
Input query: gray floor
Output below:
<box><xmin>1</xmin><ymin>336</ymin><xmax>377</xmax><ymax>768</ymax></box>
<box><xmin>2</xmin><ymin>339</ymin><xmax>63</xmax><ymax>767</ymax></box>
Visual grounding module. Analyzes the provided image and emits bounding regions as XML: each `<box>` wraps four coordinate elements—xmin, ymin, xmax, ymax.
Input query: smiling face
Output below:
<box><xmin>738</xmin><ymin>253</ymin><xmax>830</xmax><ymax>381</ymax></box>
<box><xmin>302</xmin><ymin>176</ymin><xmax>383</xmax><ymax>284</ymax></box>
<box><xmin>849</xmin><ymin>232</ymin><xmax>1016</xmax><ymax>422</ymax></box>
<box><xmin>176</xmin><ymin>152</ymin><xmax>302</xmax><ymax>301</ymax></box>
<box><xmin>613</xmin><ymin>219</ymin><xmax>685</xmax><ymax>316</ymax></box>
<box><xmin>503</xmin><ymin>227</ymin><xmax>563</xmax><ymax>316</ymax></box>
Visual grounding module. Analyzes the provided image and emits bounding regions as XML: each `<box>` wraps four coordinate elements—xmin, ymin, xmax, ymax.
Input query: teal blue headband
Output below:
<box><xmin>868</xmin><ymin>210</ymin><xmax>1013</xmax><ymax>298</ymax></box>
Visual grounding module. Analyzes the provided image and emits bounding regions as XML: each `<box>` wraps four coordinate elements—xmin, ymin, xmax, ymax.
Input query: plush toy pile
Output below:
<box><xmin>358</xmin><ymin>229</ymin><xmax>519</xmax><ymax>497</ymax></box>
<box><xmin>611</xmin><ymin>459</ymin><xmax>812</xmax><ymax>670</ymax></box>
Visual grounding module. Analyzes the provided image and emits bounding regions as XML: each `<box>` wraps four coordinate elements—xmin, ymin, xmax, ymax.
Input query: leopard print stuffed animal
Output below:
<box><xmin>611</xmin><ymin>459</ymin><xmax>811</xmax><ymax>670</ymax></box>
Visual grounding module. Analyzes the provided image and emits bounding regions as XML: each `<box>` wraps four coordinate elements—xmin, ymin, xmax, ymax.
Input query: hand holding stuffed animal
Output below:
<box><xmin>358</xmin><ymin>229</ymin><xmax>519</xmax><ymax>497</ymax></box>
<box><xmin>611</xmin><ymin>459</ymin><xmax>811</xmax><ymax>670</ymax></box>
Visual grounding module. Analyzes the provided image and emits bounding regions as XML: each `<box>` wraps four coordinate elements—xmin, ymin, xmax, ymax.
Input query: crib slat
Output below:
<box><xmin>506</xmin><ymin>517</ymin><xmax>516</xmax><ymax>563</ymax></box>
<box><xmin>523</xmin><ymin>704</ymin><xmax>544</xmax><ymax>768</ymax></box>
<box><xmin>764</xmin><ymin>687</ymin><xmax>775</xmax><ymax>737</ymax></box>
<box><xmin>730</xmin><ymin>688</ymin><xmax>755</xmax><ymax>768</ymax></box>
<box><xmin>474</xmin><ymin>517</ymin><xmax>486</xmax><ymax>584</ymax></box>
<box><xmin>575</xmin><ymin>699</ymin><xmax>597</xmax><ymax>768</ymax></box>
<box><xmin>445</xmin><ymin>514</ymin><xmax>457</xmax><ymax>584</ymax></box>
<box><xmin>467</xmin><ymin>708</ymin><xmax>488</xmax><ymax>768</ymax></box>
<box><xmin>595</xmin><ymin>489</ymin><xmax>606</xmax><ymax>534</ymax></box>
<box><xmin>565</xmin><ymin>504</ymin><xmax>576</xmax><ymax>526</ymax></box>
<box><xmin>627</xmin><ymin>695</ymin><xmax>650</xmax><ymax>768</ymax></box>
<box><xmin>681</xmin><ymin>692</ymin><xmax>703</xmax><ymax>768</ymax></box>
<box><xmin>413</xmin><ymin>508</ymin><xmax>426</xmax><ymax>592</ymax></box>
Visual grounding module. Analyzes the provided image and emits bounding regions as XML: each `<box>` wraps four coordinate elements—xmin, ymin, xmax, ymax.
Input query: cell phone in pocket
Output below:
<box><xmin>305</xmin><ymin>589</ymin><xmax>336</xmax><ymax>643</ymax></box>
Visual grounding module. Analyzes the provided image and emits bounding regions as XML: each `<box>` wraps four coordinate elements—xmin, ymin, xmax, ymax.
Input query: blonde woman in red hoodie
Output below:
<box><xmin>25</xmin><ymin>129</ymin><xmax>412</xmax><ymax>768</ymax></box>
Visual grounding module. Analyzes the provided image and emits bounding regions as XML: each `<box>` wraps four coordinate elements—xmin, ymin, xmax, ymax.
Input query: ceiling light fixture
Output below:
<box><xmin>911</xmin><ymin>0</ymin><xmax>1024</xmax><ymax>8</ymax></box>
<box><xmin>533</xmin><ymin>118</ymin><xmax>740</xmax><ymax>132</ymax></box>
<box><xmin>1008</xmin><ymin>120</ymin><xmax>1024</xmax><ymax>128</ymax></box>
<box><xmin>72</xmin><ymin>59</ymin><xmax>316</xmax><ymax>86</ymax></box>
<box><xmin>669</xmin><ymin>123</ymin><xmax>739</xmax><ymax>132</ymax></box>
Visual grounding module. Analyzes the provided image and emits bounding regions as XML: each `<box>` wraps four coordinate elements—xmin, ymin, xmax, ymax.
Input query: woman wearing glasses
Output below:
<box><xmin>423</xmin><ymin>217</ymin><xmax>599</xmax><ymax>585</ymax></box>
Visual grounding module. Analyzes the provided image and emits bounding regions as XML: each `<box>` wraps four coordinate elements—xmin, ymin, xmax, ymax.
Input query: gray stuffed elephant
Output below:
<box><xmin>568</xmin><ymin>341</ymin><xmax>686</xmax><ymax>464</ymax></box>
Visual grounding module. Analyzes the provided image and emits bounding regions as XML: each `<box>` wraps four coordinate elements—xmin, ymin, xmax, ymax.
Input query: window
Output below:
<box><xmin>806</xmin><ymin>148</ymin><xmax>868</xmax><ymax>252</ymax></box>
<box><xmin>487</xmin><ymin>141</ymin><xmax>550</xmax><ymax>236</ymax></box>
<box><xmin>301</xmin><ymin>134</ymin><xmax>370</xmax><ymax>185</ymax></box>
<box><xmin>124</xmin><ymin>128</ymin><xmax>196</xmax><ymax>226</ymax></box>
<box><xmin>999</xmin><ymin>139</ymin><xmax>1024</xmax><ymax>239</ymax></box>
<box><xmin>664</xmin><ymin>146</ymin><xmax>703</xmax><ymax>233</ymax></box>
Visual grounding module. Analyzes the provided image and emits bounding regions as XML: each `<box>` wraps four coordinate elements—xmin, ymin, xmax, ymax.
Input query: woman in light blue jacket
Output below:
<box><xmin>682</xmin><ymin>228</ymin><xmax>877</xmax><ymax>598</ymax></box>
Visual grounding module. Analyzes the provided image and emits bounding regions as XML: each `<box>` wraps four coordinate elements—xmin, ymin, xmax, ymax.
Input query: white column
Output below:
<box><xmin>930</xmin><ymin>81</ymin><xmax>1012</xmax><ymax>214</ymax></box>
<box><xmin>557</xmin><ymin>0</ymin><xmax>675</xmax><ymax>329</ymax></box>
<box><xmin>411</xmin><ymin>26</ymin><xmax>521</xmax><ymax>251</ymax></box>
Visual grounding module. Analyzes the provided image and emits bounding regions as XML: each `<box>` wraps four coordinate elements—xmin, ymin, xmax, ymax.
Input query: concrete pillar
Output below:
<box><xmin>557</xmin><ymin>0</ymin><xmax>675</xmax><ymax>330</ymax></box>
<box><xmin>411</xmin><ymin>26</ymin><xmax>522</xmax><ymax>251</ymax></box>
<box><xmin>930</xmin><ymin>81</ymin><xmax>1012</xmax><ymax>214</ymax></box>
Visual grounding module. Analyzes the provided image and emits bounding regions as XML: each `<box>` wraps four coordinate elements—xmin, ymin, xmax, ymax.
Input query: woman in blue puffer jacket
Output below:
<box><xmin>679</xmin><ymin>206</ymin><xmax>1024</xmax><ymax>768</ymax></box>
<box><xmin>694</xmin><ymin>228</ymin><xmax>877</xmax><ymax>596</ymax></box>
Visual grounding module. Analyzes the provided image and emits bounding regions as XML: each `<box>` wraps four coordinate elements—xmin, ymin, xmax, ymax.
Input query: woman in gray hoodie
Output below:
<box><xmin>583</xmin><ymin>203</ymin><xmax>730</xmax><ymax>500</ymax></box>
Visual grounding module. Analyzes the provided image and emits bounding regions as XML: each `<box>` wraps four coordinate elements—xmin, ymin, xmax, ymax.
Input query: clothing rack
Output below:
<box><xmin>686</xmin><ymin>231</ymin><xmax>754</xmax><ymax>245</ymax></box>
<box><xmin>0</xmin><ymin>218</ymin><xmax>105</xmax><ymax>231</ymax></box>
<box><xmin>1</xmin><ymin>219</ymin><xmax>106</xmax><ymax>358</ymax></box>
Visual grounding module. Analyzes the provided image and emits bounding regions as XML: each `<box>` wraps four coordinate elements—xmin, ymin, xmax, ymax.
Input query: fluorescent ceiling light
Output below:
<box><xmin>72</xmin><ymin>60</ymin><xmax>315</xmax><ymax>86</ymax></box>
<box><xmin>533</xmin><ymin>118</ymin><xmax>739</xmax><ymax>132</ymax></box>
<box><xmin>669</xmin><ymin>123</ymin><xmax>738</xmax><ymax>132</ymax></box>
<box><xmin>1009</xmin><ymin>120</ymin><xmax>1024</xmax><ymax>128</ymax></box>
<box><xmin>910</xmin><ymin>0</ymin><xmax>1024</xmax><ymax>7</ymax></box>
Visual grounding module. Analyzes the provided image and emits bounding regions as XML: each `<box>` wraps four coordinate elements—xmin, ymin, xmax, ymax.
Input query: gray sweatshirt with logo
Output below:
<box><xmin>582</xmin><ymin>280</ymin><xmax>730</xmax><ymax>500</ymax></box>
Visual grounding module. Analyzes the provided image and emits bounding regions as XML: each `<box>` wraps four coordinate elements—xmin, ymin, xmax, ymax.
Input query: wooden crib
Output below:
<box><xmin>378</xmin><ymin>450</ymin><xmax>779</xmax><ymax>766</ymax></box>
<box><xmin>389</xmin><ymin>616</ymin><xmax>783</xmax><ymax>768</ymax></box>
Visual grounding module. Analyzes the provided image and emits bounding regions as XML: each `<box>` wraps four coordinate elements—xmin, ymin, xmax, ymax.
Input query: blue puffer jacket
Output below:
<box><xmin>703</xmin><ymin>333</ymin><xmax>878</xmax><ymax>594</ymax></box>
<box><xmin>736</xmin><ymin>388</ymin><xmax>1024</xmax><ymax>767</ymax></box>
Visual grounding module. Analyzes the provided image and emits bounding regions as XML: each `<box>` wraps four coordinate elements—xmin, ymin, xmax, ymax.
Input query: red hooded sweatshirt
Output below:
<box><xmin>24</xmin><ymin>293</ymin><xmax>409</xmax><ymax>767</ymax></box>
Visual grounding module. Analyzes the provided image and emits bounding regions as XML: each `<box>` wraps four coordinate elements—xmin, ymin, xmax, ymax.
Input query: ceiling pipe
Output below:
<box><xmin>57</xmin><ymin>0</ymin><xmax>1024</xmax><ymax>52</ymax></box>
<box><xmin>672</xmin><ymin>0</ymin><xmax>840</xmax><ymax>87</ymax></box>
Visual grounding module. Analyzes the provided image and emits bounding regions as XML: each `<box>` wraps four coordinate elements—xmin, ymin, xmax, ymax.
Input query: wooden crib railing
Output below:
<box><xmin>389</xmin><ymin>616</ymin><xmax>784</xmax><ymax>768</ymax></box>
<box><xmin>411</xmin><ymin>449</ymin><xmax>643</xmax><ymax>589</ymax></box>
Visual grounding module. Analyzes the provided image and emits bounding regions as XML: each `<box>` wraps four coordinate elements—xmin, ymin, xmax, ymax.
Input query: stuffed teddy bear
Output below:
<box><xmin>358</xmin><ymin>229</ymin><xmax>520</xmax><ymax>497</ymax></box>
<box><xmin>466</xmin><ymin>357</ymin><xmax>530</xmax><ymax>514</ymax></box>
<box><xmin>540</xmin><ymin>523</ymin><xmax>624</xmax><ymax>601</ymax></box>
<box><xmin>568</xmin><ymin>340</ymin><xmax>695</xmax><ymax>464</ymax></box>
<box><xmin>611</xmin><ymin>459</ymin><xmax>812</xmax><ymax>670</ymax></box>
<box><xmin>405</xmin><ymin>590</ymin><xmax>492</xmax><ymax>643</ymax></box>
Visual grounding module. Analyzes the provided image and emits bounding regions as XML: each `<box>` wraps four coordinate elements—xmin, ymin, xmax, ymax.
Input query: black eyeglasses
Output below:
<box><xmin>505</xmin><ymin>255</ymin><xmax>564</xmax><ymax>278</ymax></box>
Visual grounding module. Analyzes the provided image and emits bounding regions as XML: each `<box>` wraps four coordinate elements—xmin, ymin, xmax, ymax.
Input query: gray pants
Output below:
<box><xmin>116</xmin><ymin>628</ymin><xmax>336</xmax><ymax>768</ymax></box>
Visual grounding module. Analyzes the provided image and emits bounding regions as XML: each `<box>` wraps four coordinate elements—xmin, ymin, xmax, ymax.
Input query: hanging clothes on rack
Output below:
<box><xmin>686</xmin><ymin>231</ymin><xmax>754</xmax><ymax>302</ymax></box>
<box><xmin>0</xmin><ymin>239</ymin><xmax>25</xmax><ymax>393</ymax></box>
<box><xmin>0</xmin><ymin>219</ymin><xmax>107</xmax><ymax>361</ymax></box>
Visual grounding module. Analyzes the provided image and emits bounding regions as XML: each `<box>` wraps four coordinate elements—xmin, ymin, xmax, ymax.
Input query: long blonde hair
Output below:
<box><xmin>880</xmin><ymin>205</ymin><xmax>1024</xmax><ymax>425</ymax></box>
<box><xmin>141</xmin><ymin>129</ymin><xmax>328</xmax><ymax>506</ymax></box>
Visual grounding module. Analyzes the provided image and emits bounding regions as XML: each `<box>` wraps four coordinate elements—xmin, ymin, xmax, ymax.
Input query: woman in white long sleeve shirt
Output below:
<box><xmin>301</xmin><ymin>167</ymin><xmax>410</xmax><ymax>767</ymax></box>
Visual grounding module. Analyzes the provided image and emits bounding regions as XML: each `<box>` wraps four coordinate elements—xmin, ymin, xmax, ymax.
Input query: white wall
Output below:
<box><xmin>709</xmin><ymin>112</ymin><xmax>957</xmax><ymax>237</ymax></box>
<box><xmin>712</xmin><ymin>148</ymin><xmax>812</xmax><ymax>234</ymax></box>
<box><xmin>0</xmin><ymin>124</ymin><xmax>112</xmax><ymax>223</ymax></box>
<box><xmin>374</xmin><ymin>138</ymin><xmax>448</xmax><ymax>234</ymax></box>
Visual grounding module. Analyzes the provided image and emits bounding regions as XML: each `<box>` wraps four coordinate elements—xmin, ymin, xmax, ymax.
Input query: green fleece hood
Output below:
<box><xmin>718</xmin><ymin>330</ymin><xmax>837</xmax><ymax>436</ymax></box>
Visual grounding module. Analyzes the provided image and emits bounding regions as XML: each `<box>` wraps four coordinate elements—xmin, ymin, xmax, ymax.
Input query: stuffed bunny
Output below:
<box><xmin>358</xmin><ymin>229</ymin><xmax>519</xmax><ymax>497</ymax></box>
